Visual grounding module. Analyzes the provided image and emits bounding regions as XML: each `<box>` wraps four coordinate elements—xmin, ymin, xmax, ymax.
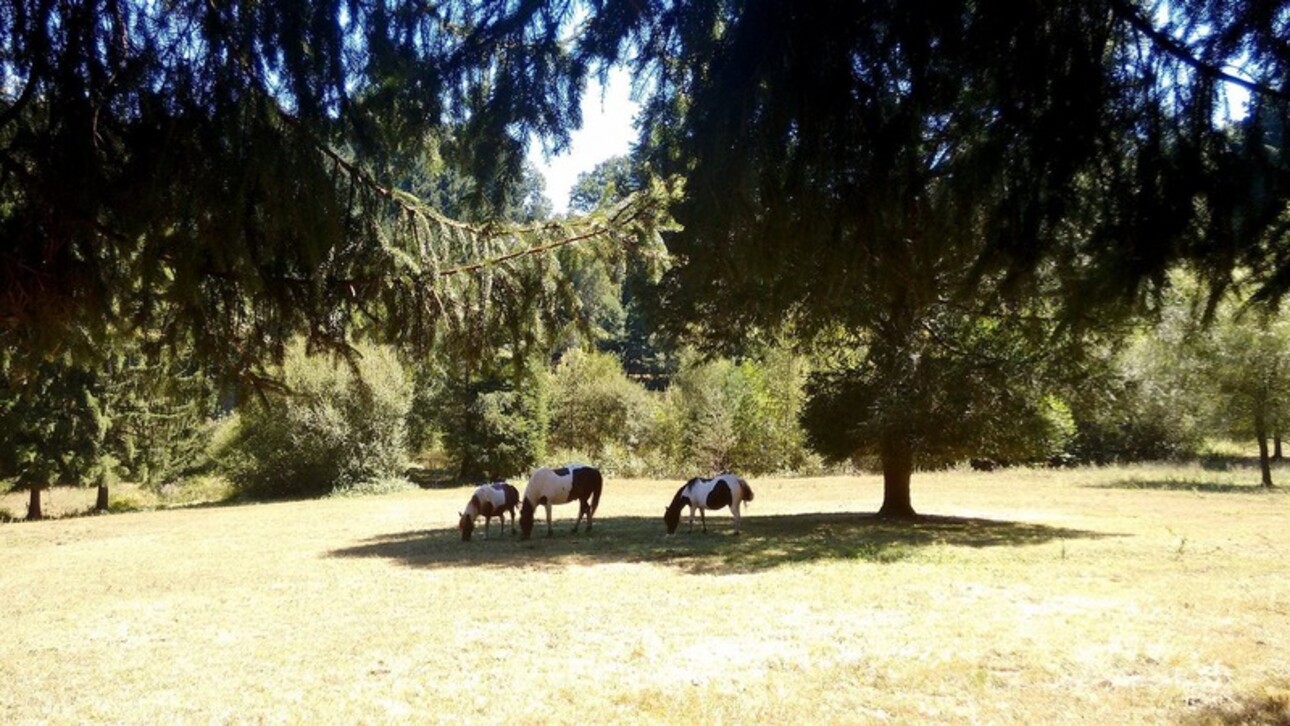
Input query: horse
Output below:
<box><xmin>519</xmin><ymin>465</ymin><xmax>603</xmax><ymax>540</ymax></box>
<box><xmin>458</xmin><ymin>481</ymin><xmax>520</xmax><ymax>541</ymax></box>
<box><xmin>664</xmin><ymin>472</ymin><xmax>754</xmax><ymax>535</ymax></box>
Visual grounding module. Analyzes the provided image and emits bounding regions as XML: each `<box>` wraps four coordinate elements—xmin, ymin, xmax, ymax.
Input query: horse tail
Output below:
<box><xmin>740</xmin><ymin>479</ymin><xmax>754</xmax><ymax>503</ymax></box>
<box><xmin>590</xmin><ymin>469</ymin><xmax>604</xmax><ymax>516</ymax></box>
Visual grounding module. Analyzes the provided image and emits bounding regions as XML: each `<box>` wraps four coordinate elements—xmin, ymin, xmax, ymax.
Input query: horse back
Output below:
<box><xmin>525</xmin><ymin>466</ymin><xmax>600</xmax><ymax>505</ymax></box>
<box><xmin>689</xmin><ymin>473</ymin><xmax>747</xmax><ymax>511</ymax></box>
<box><xmin>474</xmin><ymin>483</ymin><xmax>515</xmax><ymax>515</ymax></box>
<box><xmin>569</xmin><ymin>466</ymin><xmax>603</xmax><ymax>501</ymax></box>
<box><xmin>704</xmin><ymin>478</ymin><xmax>734</xmax><ymax>511</ymax></box>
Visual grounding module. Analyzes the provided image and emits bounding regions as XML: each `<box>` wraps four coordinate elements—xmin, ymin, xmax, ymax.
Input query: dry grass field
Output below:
<box><xmin>3</xmin><ymin>464</ymin><xmax>1290</xmax><ymax>724</ymax></box>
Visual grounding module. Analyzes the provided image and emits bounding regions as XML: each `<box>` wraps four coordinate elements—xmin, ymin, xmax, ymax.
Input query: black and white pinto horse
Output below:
<box><xmin>458</xmin><ymin>482</ymin><xmax>520</xmax><ymax>541</ymax></box>
<box><xmin>519</xmin><ymin>465</ymin><xmax>603</xmax><ymax>540</ymax></box>
<box><xmin>664</xmin><ymin>472</ymin><xmax>755</xmax><ymax>535</ymax></box>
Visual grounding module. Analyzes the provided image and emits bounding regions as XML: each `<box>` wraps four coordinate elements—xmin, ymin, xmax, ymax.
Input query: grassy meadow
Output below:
<box><xmin>3</xmin><ymin>463</ymin><xmax>1290</xmax><ymax>724</ymax></box>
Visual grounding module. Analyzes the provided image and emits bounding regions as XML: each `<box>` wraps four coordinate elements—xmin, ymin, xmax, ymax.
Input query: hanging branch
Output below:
<box><xmin>436</xmin><ymin>195</ymin><xmax>661</xmax><ymax>277</ymax></box>
<box><xmin>1108</xmin><ymin>0</ymin><xmax>1290</xmax><ymax>103</ymax></box>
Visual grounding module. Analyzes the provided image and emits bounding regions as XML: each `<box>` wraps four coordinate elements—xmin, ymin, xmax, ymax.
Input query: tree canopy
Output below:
<box><xmin>0</xmin><ymin>0</ymin><xmax>670</xmax><ymax>384</ymax></box>
<box><xmin>568</xmin><ymin>0</ymin><xmax>1290</xmax><ymax>514</ymax></box>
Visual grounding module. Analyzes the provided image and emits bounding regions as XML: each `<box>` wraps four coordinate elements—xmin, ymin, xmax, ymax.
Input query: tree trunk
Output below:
<box><xmin>1255</xmin><ymin>409</ymin><xmax>1275</xmax><ymax>488</ymax></box>
<box><xmin>877</xmin><ymin>433</ymin><xmax>917</xmax><ymax>519</ymax></box>
<box><xmin>1257</xmin><ymin>434</ymin><xmax>1275</xmax><ymax>488</ymax></box>
<box><xmin>27</xmin><ymin>486</ymin><xmax>44</xmax><ymax>521</ymax></box>
<box><xmin>95</xmin><ymin>483</ymin><xmax>110</xmax><ymax>513</ymax></box>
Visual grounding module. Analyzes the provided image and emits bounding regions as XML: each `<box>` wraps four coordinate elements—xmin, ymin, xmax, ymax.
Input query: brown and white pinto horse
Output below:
<box><xmin>664</xmin><ymin>472</ymin><xmax>754</xmax><ymax>535</ymax></box>
<box><xmin>519</xmin><ymin>465</ymin><xmax>603</xmax><ymax>540</ymax></box>
<box><xmin>458</xmin><ymin>482</ymin><xmax>520</xmax><ymax>541</ymax></box>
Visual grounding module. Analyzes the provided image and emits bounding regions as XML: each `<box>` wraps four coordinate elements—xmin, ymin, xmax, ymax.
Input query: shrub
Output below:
<box><xmin>654</xmin><ymin>349</ymin><xmax>812</xmax><ymax>475</ymax></box>
<box><xmin>548</xmin><ymin>349</ymin><xmax>656</xmax><ymax>459</ymax></box>
<box><xmin>224</xmin><ymin>340</ymin><xmax>412</xmax><ymax>498</ymax></box>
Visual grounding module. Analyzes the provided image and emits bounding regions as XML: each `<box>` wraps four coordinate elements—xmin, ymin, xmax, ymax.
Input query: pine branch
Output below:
<box><xmin>436</xmin><ymin>196</ymin><xmax>656</xmax><ymax>277</ymax></box>
<box><xmin>1109</xmin><ymin>0</ymin><xmax>1290</xmax><ymax>103</ymax></box>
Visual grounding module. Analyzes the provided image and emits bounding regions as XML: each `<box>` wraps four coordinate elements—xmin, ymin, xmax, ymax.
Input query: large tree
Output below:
<box><xmin>567</xmin><ymin>0</ymin><xmax>1290</xmax><ymax>516</ymax></box>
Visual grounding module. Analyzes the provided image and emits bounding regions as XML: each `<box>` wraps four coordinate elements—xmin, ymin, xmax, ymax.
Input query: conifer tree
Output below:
<box><xmin>572</xmin><ymin>0</ymin><xmax>1290</xmax><ymax>515</ymax></box>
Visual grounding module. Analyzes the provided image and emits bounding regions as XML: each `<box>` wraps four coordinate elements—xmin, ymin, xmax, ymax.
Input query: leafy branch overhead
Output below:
<box><xmin>0</xmin><ymin>0</ymin><xmax>673</xmax><ymax>383</ymax></box>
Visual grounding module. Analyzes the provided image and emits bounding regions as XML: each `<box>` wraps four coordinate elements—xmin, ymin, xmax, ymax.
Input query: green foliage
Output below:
<box><xmin>1197</xmin><ymin>305</ymin><xmax>1290</xmax><ymax>444</ymax></box>
<box><xmin>1066</xmin><ymin>340</ymin><xmax>1204</xmax><ymax>464</ymax></box>
<box><xmin>0</xmin><ymin>0</ymin><xmax>687</xmax><ymax>386</ymax></box>
<box><xmin>801</xmin><ymin>310</ymin><xmax>1081</xmax><ymax>471</ymax></box>
<box><xmin>548</xmin><ymin>349</ymin><xmax>654</xmax><ymax>458</ymax></box>
<box><xmin>652</xmin><ymin>349</ymin><xmax>812</xmax><ymax>475</ymax></box>
<box><xmin>568</xmin><ymin>156</ymin><xmax>644</xmax><ymax>214</ymax></box>
<box><xmin>431</xmin><ymin>369</ymin><xmax>549</xmax><ymax>481</ymax></box>
<box><xmin>0</xmin><ymin>360</ymin><xmax>101</xmax><ymax>489</ymax></box>
<box><xmin>224</xmin><ymin>340</ymin><xmax>412</xmax><ymax>498</ymax></box>
<box><xmin>0</xmin><ymin>343</ymin><xmax>214</xmax><ymax>495</ymax></box>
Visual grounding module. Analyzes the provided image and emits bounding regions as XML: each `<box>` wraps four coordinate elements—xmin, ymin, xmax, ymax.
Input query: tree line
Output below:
<box><xmin>4</xmin><ymin>226</ymin><xmax>1288</xmax><ymax>519</ymax></box>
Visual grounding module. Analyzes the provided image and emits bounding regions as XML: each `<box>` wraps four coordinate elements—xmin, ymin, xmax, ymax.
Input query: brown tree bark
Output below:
<box><xmin>95</xmin><ymin>483</ymin><xmax>109</xmax><ymax>513</ymax></box>
<box><xmin>27</xmin><ymin>486</ymin><xmax>44</xmax><ymax>521</ymax></box>
<box><xmin>877</xmin><ymin>433</ymin><xmax>918</xmax><ymax>519</ymax></box>
<box><xmin>1256</xmin><ymin>413</ymin><xmax>1275</xmax><ymax>488</ymax></box>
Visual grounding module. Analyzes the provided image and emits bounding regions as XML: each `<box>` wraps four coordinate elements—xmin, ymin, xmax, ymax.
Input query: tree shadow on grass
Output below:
<box><xmin>327</xmin><ymin>511</ymin><xmax>1119</xmax><ymax>575</ymax></box>
<box><xmin>1088</xmin><ymin>479</ymin><xmax>1281</xmax><ymax>495</ymax></box>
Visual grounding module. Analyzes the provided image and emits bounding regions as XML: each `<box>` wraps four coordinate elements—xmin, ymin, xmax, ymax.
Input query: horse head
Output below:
<box><xmin>663</xmin><ymin>483</ymin><xmax>691</xmax><ymax>534</ymax></box>
<box><xmin>458</xmin><ymin>511</ymin><xmax>475</xmax><ymax>541</ymax></box>
<box><xmin>518</xmin><ymin>499</ymin><xmax>535</xmax><ymax>540</ymax></box>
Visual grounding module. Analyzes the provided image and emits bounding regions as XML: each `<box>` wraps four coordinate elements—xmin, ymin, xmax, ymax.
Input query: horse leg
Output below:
<box><xmin>700</xmin><ymin>508</ymin><xmax>707</xmax><ymax>533</ymax></box>
<box><xmin>484</xmin><ymin>515</ymin><xmax>491</xmax><ymax>540</ymax></box>
<box><xmin>575</xmin><ymin>497</ymin><xmax>594</xmax><ymax>533</ymax></box>
<box><xmin>508</xmin><ymin>509</ymin><xmax>516</xmax><ymax>535</ymax></box>
<box><xmin>731</xmin><ymin>501</ymin><xmax>741</xmax><ymax>535</ymax></box>
<box><xmin>545</xmin><ymin>503</ymin><xmax>554</xmax><ymax>537</ymax></box>
<box><xmin>687</xmin><ymin>505</ymin><xmax>695</xmax><ymax>533</ymax></box>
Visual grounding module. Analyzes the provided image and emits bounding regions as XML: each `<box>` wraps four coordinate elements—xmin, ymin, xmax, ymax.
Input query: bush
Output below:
<box><xmin>548</xmin><ymin>349</ymin><xmax>656</xmax><ymax>459</ymax></box>
<box><xmin>654</xmin><ymin>349</ymin><xmax>812</xmax><ymax>475</ymax></box>
<box><xmin>223</xmin><ymin>341</ymin><xmax>412</xmax><ymax>498</ymax></box>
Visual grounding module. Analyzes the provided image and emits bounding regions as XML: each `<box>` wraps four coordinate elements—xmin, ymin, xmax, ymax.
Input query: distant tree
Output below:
<box><xmin>547</xmin><ymin>348</ymin><xmax>654</xmax><ymax>460</ymax></box>
<box><xmin>567</xmin><ymin>155</ymin><xmax>675</xmax><ymax>385</ymax></box>
<box><xmin>569</xmin><ymin>156</ymin><xmax>643</xmax><ymax>214</ymax></box>
<box><xmin>651</xmin><ymin>349</ymin><xmax>812</xmax><ymax>475</ymax></box>
<box><xmin>433</xmin><ymin>368</ymin><xmax>549</xmax><ymax>481</ymax></box>
<box><xmin>1064</xmin><ymin>340</ymin><xmax>1205</xmax><ymax>465</ymax></box>
<box><xmin>0</xmin><ymin>361</ymin><xmax>100</xmax><ymax>519</ymax></box>
<box><xmin>1196</xmin><ymin>302</ymin><xmax>1290</xmax><ymax>487</ymax></box>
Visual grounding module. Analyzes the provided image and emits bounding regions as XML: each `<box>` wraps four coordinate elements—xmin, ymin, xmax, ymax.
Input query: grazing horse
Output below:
<box><xmin>458</xmin><ymin>482</ymin><xmax>520</xmax><ymax>541</ymax></box>
<box><xmin>519</xmin><ymin>465</ymin><xmax>603</xmax><ymax>540</ymax></box>
<box><xmin>664</xmin><ymin>472</ymin><xmax>755</xmax><ymax>535</ymax></box>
